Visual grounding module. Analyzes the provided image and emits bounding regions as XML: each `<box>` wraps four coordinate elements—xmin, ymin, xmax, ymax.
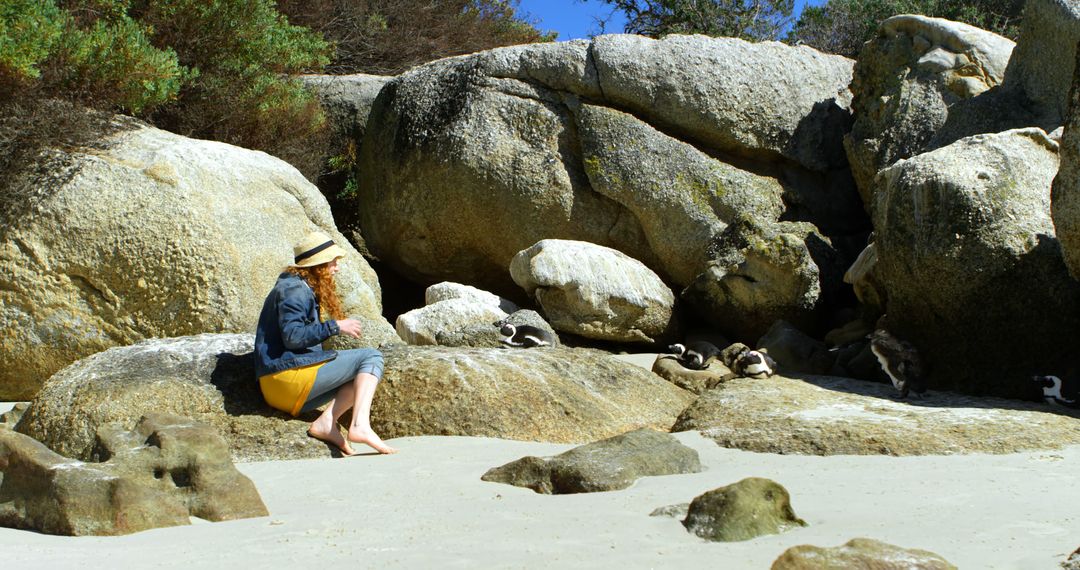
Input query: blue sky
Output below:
<box><xmin>516</xmin><ymin>0</ymin><xmax>824</xmax><ymax>41</ymax></box>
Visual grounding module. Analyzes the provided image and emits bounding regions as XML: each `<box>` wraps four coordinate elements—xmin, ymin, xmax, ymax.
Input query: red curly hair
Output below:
<box><xmin>286</xmin><ymin>263</ymin><xmax>345</xmax><ymax>321</ymax></box>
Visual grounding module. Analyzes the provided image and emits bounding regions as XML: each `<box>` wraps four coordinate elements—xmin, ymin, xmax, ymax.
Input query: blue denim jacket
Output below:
<box><xmin>254</xmin><ymin>273</ymin><xmax>341</xmax><ymax>378</ymax></box>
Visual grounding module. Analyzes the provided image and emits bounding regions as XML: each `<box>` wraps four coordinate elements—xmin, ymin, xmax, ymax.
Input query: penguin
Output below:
<box><xmin>732</xmin><ymin>348</ymin><xmax>777</xmax><ymax>379</ymax></box>
<box><xmin>667</xmin><ymin>341</ymin><xmax>720</xmax><ymax>371</ymax></box>
<box><xmin>1033</xmin><ymin>375</ymin><xmax>1078</xmax><ymax>408</ymax></box>
<box><xmin>868</xmin><ymin>328</ymin><xmax>925</xmax><ymax>399</ymax></box>
<box><xmin>498</xmin><ymin>323</ymin><xmax>554</xmax><ymax>348</ymax></box>
<box><xmin>717</xmin><ymin>343</ymin><xmax>776</xmax><ymax>379</ymax></box>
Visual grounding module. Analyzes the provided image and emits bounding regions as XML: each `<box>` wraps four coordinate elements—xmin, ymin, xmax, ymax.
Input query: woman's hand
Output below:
<box><xmin>336</xmin><ymin>318</ymin><xmax>363</xmax><ymax>338</ymax></box>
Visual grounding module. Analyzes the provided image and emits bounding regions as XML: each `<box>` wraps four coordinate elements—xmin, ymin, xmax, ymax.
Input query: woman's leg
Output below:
<box><xmin>345</xmin><ymin>372</ymin><xmax>396</xmax><ymax>454</ymax></box>
<box><xmin>304</xmin><ymin>349</ymin><xmax>395</xmax><ymax>455</ymax></box>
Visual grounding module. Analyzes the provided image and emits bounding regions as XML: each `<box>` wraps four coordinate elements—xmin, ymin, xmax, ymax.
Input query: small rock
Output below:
<box><xmin>771</xmin><ymin>537</ymin><xmax>957</xmax><ymax>569</ymax></box>
<box><xmin>510</xmin><ymin>239</ymin><xmax>678</xmax><ymax>344</ymax></box>
<box><xmin>1064</xmin><ymin>546</ymin><xmax>1080</xmax><ymax>570</ymax></box>
<box><xmin>481</xmin><ymin>428</ymin><xmax>701</xmax><ymax>494</ymax></box>
<box><xmin>652</xmin><ymin>355</ymin><xmax>732</xmax><ymax>394</ymax></box>
<box><xmin>649</xmin><ymin>503</ymin><xmax>690</xmax><ymax>518</ymax></box>
<box><xmin>395</xmin><ymin>298</ymin><xmax>508</xmax><ymax>345</ymax></box>
<box><xmin>0</xmin><ymin>403</ymin><xmax>27</xmax><ymax>428</ymax></box>
<box><xmin>425</xmin><ymin>282</ymin><xmax>519</xmax><ymax>314</ymax></box>
<box><xmin>683</xmin><ymin>477</ymin><xmax>806</xmax><ymax>542</ymax></box>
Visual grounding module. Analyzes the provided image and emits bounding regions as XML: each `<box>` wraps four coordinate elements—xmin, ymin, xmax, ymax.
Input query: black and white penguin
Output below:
<box><xmin>498</xmin><ymin>323</ymin><xmax>554</xmax><ymax>348</ymax></box>
<box><xmin>667</xmin><ymin>341</ymin><xmax>720</xmax><ymax>371</ymax></box>
<box><xmin>868</xmin><ymin>329</ymin><xmax>925</xmax><ymax>399</ymax></box>
<box><xmin>718</xmin><ymin>343</ymin><xmax>777</xmax><ymax>379</ymax></box>
<box><xmin>732</xmin><ymin>349</ymin><xmax>777</xmax><ymax>379</ymax></box>
<box><xmin>1033</xmin><ymin>375</ymin><xmax>1079</xmax><ymax>408</ymax></box>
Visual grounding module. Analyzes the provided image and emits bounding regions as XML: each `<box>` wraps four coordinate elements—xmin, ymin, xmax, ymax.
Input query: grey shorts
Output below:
<box><xmin>300</xmin><ymin>348</ymin><xmax>384</xmax><ymax>413</ymax></box>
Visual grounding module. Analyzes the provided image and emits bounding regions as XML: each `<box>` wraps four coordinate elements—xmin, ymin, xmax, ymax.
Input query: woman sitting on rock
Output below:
<box><xmin>254</xmin><ymin>231</ymin><xmax>397</xmax><ymax>456</ymax></box>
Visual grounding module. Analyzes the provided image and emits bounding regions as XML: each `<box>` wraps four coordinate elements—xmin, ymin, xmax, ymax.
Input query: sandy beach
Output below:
<box><xmin>2</xmin><ymin>391</ymin><xmax>1078</xmax><ymax>569</ymax></box>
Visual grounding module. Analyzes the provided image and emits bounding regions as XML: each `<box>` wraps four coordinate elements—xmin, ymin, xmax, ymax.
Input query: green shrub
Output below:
<box><xmin>2</xmin><ymin>0</ymin><xmax>332</xmax><ymax>179</ymax></box>
<box><xmin>1</xmin><ymin>0</ymin><xmax>186</xmax><ymax>113</ymax></box>
<box><xmin>0</xmin><ymin>0</ymin><xmax>64</xmax><ymax>84</ymax></box>
<box><xmin>55</xmin><ymin>16</ymin><xmax>190</xmax><ymax>113</ymax></box>
<box><xmin>132</xmin><ymin>0</ymin><xmax>332</xmax><ymax>178</ymax></box>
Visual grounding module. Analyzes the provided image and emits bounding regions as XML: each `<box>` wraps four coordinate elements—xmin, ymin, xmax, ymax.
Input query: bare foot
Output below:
<box><xmin>348</xmin><ymin>425</ymin><xmax>398</xmax><ymax>454</ymax></box>
<box><xmin>307</xmin><ymin>422</ymin><xmax>355</xmax><ymax>457</ymax></box>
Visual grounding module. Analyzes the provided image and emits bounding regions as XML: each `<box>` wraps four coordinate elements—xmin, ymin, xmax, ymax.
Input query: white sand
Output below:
<box><xmin>2</xmin><ymin>418</ymin><xmax>1079</xmax><ymax>569</ymax></box>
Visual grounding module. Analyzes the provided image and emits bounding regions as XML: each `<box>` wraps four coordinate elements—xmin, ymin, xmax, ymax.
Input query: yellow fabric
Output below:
<box><xmin>259</xmin><ymin>362</ymin><xmax>325</xmax><ymax>417</ymax></box>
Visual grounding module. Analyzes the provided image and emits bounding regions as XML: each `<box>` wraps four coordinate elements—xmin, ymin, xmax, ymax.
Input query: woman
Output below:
<box><xmin>254</xmin><ymin>231</ymin><xmax>396</xmax><ymax>455</ymax></box>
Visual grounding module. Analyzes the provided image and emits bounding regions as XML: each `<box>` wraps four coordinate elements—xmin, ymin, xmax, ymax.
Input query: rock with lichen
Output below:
<box><xmin>510</xmin><ymin>239</ymin><xmax>678</xmax><ymax>343</ymax></box>
<box><xmin>771</xmin><ymin>538</ymin><xmax>957</xmax><ymax>569</ymax></box>
<box><xmin>844</xmin><ymin>15</ymin><xmax>1014</xmax><ymax>202</ymax></box>
<box><xmin>18</xmin><ymin>335</ymin><xmax>693</xmax><ymax>463</ymax></box>
<box><xmin>480</xmin><ymin>428</ymin><xmax>701</xmax><ymax>494</ymax></box>
<box><xmin>682</xmin><ymin>477</ymin><xmax>806</xmax><ymax>542</ymax></box>
<box><xmin>0</xmin><ymin>122</ymin><xmax>394</xmax><ymax>400</ymax></box>
<box><xmin>0</xmin><ymin>413</ymin><xmax>266</xmax><ymax>536</ymax></box>
<box><xmin>682</xmin><ymin>218</ymin><xmax>844</xmax><ymax>342</ymax></box>
<box><xmin>355</xmin><ymin>34</ymin><xmax>861</xmax><ymax>298</ymax></box>
<box><xmin>673</xmin><ymin>374</ymin><xmax>1080</xmax><ymax>455</ymax></box>
<box><xmin>874</xmin><ymin>127</ymin><xmax>1080</xmax><ymax>398</ymax></box>
<box><xmin>373</xmin><ymin>346</ymin><xmax>693</xmax><ymax>443</ymax></box>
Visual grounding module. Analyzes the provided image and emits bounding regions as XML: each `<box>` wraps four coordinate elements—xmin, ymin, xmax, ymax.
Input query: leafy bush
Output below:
<box><xmin>131</xmin><ymin>0</ymin><xmax>333</xmax><ymax>178</ymax></box>
<box><xmin>1</xmin><ymin>0</ymin><xmax>332</xmax><ymax>179</ymax></box>
<box><xmin>54</xmin><ymin>16</ymin><xmax>190</xmax><ymax>113</ymax></box>
<box><xmin>2</xmin><ymin>0</ymin><xmax>551</xmax><ymax>182</ymax></box>
<box><xmin>0</xmin><ymin>0</ymin><xmax>64</xmax><ymax>84</ymax></box>
<box><xmin>1</xmin><ymin>0</ymin><xmax>185</xmax><ymax>112</ymax></box>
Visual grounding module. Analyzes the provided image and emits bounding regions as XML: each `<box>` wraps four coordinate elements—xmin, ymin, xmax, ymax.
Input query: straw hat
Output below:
<box><xmin>292</xmin><ymin>231</ymin><xmax>347</xmax><ymax>268</ymax></box>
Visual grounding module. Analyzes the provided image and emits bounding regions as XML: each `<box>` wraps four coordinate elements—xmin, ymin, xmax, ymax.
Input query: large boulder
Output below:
<box><xmin>682</xmin><ymin>218</ymin><xmax>844</xmax><ymax>342</ymax></box>
<box><xmin>15</xmin><ymin>334</ymin><xmax>329</xmax><ymax>462</ymax></box>
<box><xmin>0</xmin><ymin>413</ymin><xmax>267</xmax><ymax>536</ymax></box>
<box><xmin>772</xmin><ymin>538</ymin><xmax>957</xmax><ymax>569</ymax></box>
<box><xmin>1001</xmin><ymin>0</ymin><xmax>1080</xmax><ymax>126</ymax></box>
<box><xmin>584</xmin><ymin>35</ymin><xmax>854</xmax><ymax>172</ymax></box>
<box><xmin>932</xmin><ymin>0</ymin><xmax>1080</xmax><ymax>147</ymax></box>
<box><xmin>356</xmin><ymin>35</ymin><xmax>863</xmax><ymax>297</ymax></box>
<box><xmin>673</xmin><ymin>375</ymin><xmax>1080</xmax><ymax>455</ymax></box>
<box><xmin>299</xmin><ymin>74</ymin><xmax>391</xmax><ymax>144</ymax></box>
<box><xmin>372</xmin><ymin>345</ymin><xmax>694</xmax><ymax>443</ymax></box>
<box><xmin>17</xmin><ymin>334</ymin><xmax>694</xmax><ymax>461</ymax></box>
<box><xmin>510</xmin><ymin>239</ymin><xmax>677</xmax><ymax>343</ymax></box>
<box><xmin>845</xmin><ymin>15</ymin><xmax>1014</xmax><ymax>202</ymax></box>
<box><xmin>1052</xmin><ymin>48</ymin><xmax>1080</xmax><ymax>281</ymax></box>
<box><xmin>0</xmin><ymin>122</ymin><xmax>395</xmax><ymax>400</ymax></box>
<box><xmin>395</xmin><ymin>297</ymin><xmax>508</xmax><ymax>346</ymax></box>
<box><xmin>873</xmin><ymin>128</ymin><xmax>1080</xmax><ymax>397</ymax></box>
<box><xmin>575</xmin><ymin>102</ymin><xmax>785</xmax><ymax>284</ymax></box>
<box><xmin>480</xmin><ymin>428</ymin><xmax>701</xmax><ymax>494</ymax></box>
